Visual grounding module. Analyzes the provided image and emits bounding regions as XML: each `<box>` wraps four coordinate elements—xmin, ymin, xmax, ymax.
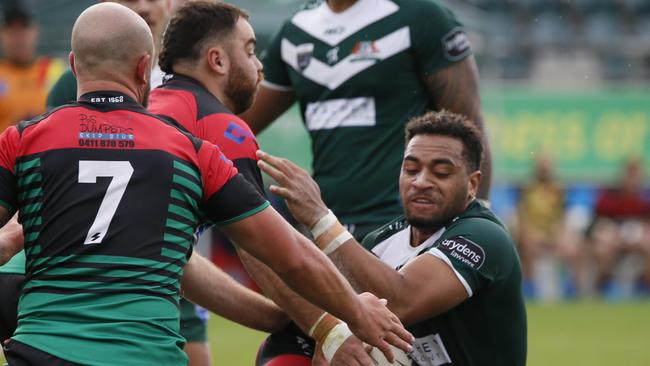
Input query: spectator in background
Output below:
<box><xmin>0</xmin><ymin>0</ymin><xmax>63</xmax><ymax>131</ymax></box>
<box><xmin>517</xmin><ymin>154</ymin><xmax>586</xmax><ymax>299</ymax></box>
<box><xmin>590</xmin><ymin>157</ymin><xmax>650</xmax><ymax>297</ymax></box>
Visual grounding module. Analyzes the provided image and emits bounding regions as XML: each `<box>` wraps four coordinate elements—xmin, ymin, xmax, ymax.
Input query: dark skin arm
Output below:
<box><xmin>424</xmin><ymin>55</ymin><xmax>491</xmax><ymax>199</ymax></box>
<box><xmin>257</xmin><ymin>151</ymin><xmax>469</xmax><ymax>325</ymax></box>
<box><xmin>238</xmin><ymin>86</ymin><xmax>296</xmax><ymax>134</ymax></box>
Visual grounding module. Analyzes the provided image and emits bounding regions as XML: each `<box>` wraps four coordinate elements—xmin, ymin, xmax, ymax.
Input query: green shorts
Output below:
<box><xmin>180</xmin><ymin>298</ymin><xmax>209</xmax><ymax>343</ymax></box>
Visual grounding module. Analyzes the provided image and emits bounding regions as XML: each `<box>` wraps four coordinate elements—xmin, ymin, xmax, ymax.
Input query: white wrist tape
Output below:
<box><xmin>321</xmin><ymin>323</ymin><xmax>353</xmax><ymax>362</ymax></box>
<box><xmin>310</xmin><ymin>210</ymin><xmax>336</xmax><ymax>239</ymax></box>
<box><xmin>308</xmin><ymin>312</ymin><xmax>329</xmax><ymax>337</ymax></box>
<box><xmin>322</xmin><ymin>230</ymin><xmax>354</xmax><ymax>255</ymax></box>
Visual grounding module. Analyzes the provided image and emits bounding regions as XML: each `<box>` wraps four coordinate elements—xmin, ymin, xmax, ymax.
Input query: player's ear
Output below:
<box><xmin>467</xmin><ymin>170</ymin><xmax>481</xmax><ymax>200</ymax></box>
<box><xmin>206</xmin><ymin>46</ymin><xmax>228</xmax><ymax>76</ymax></box>
<box><xmin>69</xmin><ymin>52</ymin><xmax>77</xmax><ymax>77</ymax></box>
<box><xmin>135</xmin><ymin>53</ymin><xmax>152</xmax><ymax>87</ymax></box>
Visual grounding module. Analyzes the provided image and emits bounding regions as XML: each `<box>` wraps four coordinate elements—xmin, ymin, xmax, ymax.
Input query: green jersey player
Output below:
<box><xmin>258</xmin><ymin>110</ymin><xmax>526</xmax><ymax>366</ymax></box>
<box><xmin>242</xmin><ymin>0</ymin><xmax>491</xmax><ymax>240</ymax></box>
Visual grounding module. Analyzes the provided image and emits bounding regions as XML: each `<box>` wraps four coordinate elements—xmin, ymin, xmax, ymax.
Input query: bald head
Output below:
<box><xmin>72</xmin><ymin>3</ymin><xmax>153</xmax><ymax>78</ymax></box>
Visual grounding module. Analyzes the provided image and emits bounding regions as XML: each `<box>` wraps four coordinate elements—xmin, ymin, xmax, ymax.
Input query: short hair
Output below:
<box><xmin>158</xmin><ymin>0</ymin><xmax>249</xmax><ymax>73</ymax></box>
<box><xmin>405</xmin><ymin>110</ymin><xmax>484</xmax><ymax>172</ymax></box>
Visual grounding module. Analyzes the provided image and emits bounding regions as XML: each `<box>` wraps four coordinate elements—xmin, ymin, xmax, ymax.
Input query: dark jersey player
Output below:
<box><xmin>0</xmin><ymin>3</ymin><xmax>413</xmax><ymax>365</ymax></box>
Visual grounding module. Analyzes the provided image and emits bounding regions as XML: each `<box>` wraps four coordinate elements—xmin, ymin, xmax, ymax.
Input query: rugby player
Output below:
<box><xmin>44</xmin><ymin>2</ymin><xmax>219</xmax><ymax>364</ymax></box>
<box><xmin>0</xmin><ymin>3</ymin><xmax>412</xmax><ymax>365</ymax></box>
<box><xmin>147</xmin><ymin>2</ymin><xmax>383</xmax><ymax>364</ymax></box>
<box><xmin>257</xmin><ymin>110</ymin><xmax>527</xmax><ymax>366</ymax></box>
<box><xmin>241</xmin><ymin>0</ymin><xmax>491</xmax><ymax>241</ymax></box>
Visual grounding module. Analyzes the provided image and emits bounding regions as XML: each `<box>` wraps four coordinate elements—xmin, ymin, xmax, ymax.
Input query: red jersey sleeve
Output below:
<box><xmin>197</xmin><ymin>114</ymin><xmax>265</xmax><ymax>194</ymax></box>
<box><xmin>0</xmin><ymin>126</ymin><xmax>20</xmax><ymax>212</ymax></box>
<box><xmin>196</xmin><ymin>140</ymin><xmax>269</xmax><ymax>225</ymax></box>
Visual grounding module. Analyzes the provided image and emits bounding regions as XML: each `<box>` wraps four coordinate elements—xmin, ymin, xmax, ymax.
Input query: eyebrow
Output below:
<box><xmin>404</xmin><ymin>156</ymin><xmax>456</xmax><ymax>167</ymax></box>
<box><xmin>246</xmin><ymin>38</ymin><xmax>256</xmax><ymax>47</ymax></box>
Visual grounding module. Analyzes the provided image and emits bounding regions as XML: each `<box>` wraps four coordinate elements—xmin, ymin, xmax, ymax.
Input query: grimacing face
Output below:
<box><xmin>399</xmin><ymin>134</ymin><xmax>479</xmax><ymax>231</ymax></box>
<box><xmin>224</xmin><ymin>17</ymin><xmax>263</xmax><ymax>114</ymax></box>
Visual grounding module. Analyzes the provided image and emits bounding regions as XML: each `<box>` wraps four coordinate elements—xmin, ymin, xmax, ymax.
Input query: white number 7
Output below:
<box><xmin>79</xmin><ymin>161</ymin><xmax>134</xmax><ymax>244</ymax></box>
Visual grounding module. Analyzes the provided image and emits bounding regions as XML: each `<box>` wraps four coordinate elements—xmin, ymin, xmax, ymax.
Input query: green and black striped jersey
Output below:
<box><xmin>263</xmin><ymin>0</ymin><xmax>471</xmax><ymax>231</ymax></box>
<box><xmin>0</xmin><ymin>91</ymin><xmax>268</xmax><ymax>366</ymax></box>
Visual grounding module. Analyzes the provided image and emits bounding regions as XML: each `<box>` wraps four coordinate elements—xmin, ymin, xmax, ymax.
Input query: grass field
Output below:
<box><xmin>3</xmin><ymin>300</ymin><xmax>650</xmax><ymax>365</ymax></box>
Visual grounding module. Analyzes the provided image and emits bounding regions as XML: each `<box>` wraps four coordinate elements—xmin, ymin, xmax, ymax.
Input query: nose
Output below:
<box><xmin>255</xmin><ymin>55</ymin><xmax>263</xmax><ymax>71</ymax></box>
<box><xmin>411</xmin><ymin>170</ymin><xmax>433</xmax><ymax>190</ymax></box>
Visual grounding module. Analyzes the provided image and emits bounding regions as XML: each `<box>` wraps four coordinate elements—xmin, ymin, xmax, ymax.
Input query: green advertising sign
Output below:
<box><xmin>483</xmin><ymin>89</ymin><xmax>650</xmax><ymax>183</ymax></box>
<box><xmin>258</xmin><ymin>89</ymin><xmax>650</xmax><ymax>184</ymax></box>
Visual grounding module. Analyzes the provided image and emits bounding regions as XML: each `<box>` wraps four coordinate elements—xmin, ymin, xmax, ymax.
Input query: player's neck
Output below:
<box><xmin>172</xmin><ymin>65</ymin><xmax>234</xmax><ymax>112</ymax></box>
<box><xmin>77</xmin><ymin>80</ymin><xmax>141</xmax><ymax>105</ymax></box>
<box><xmin>410</xmin><ymin>226</ymin><xmax>440</xmax><ymax>247</ymax></box>
<box><xmin>326</xmin><ymin>0</ymin><xmax>359</xmax><ymax>13</ymax></box>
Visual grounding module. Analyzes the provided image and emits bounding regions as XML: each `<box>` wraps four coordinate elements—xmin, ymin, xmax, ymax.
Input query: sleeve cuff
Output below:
<box><xmin>427</xmin><ymin>248</ymin><xmax>474</xmax><ymax>297</ymax></box>
<box><xmin>215</xmin><ymin>201</ymin><xmax>270</xmax><ymax>226</ymax></box>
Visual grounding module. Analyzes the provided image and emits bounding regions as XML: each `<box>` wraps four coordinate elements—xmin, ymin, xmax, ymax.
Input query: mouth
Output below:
<box><xmin>409</xmin><ymin>195</ymin><xmax>438</xmax><ymax>209</ymax></box>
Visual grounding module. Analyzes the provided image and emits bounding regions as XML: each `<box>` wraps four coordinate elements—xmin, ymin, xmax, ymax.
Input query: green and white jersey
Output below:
<box><xmin>362</xmin><ymin>201</ymin><xmax>527</xmax><ymax>366</ymax></box>
<box><xmin>263</xmin><ymin>0</ymin><xmax>471</xmax><ymax>230</ymax></box>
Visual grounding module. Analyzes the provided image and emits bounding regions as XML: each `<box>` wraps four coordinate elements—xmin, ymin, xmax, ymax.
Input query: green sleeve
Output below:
<box><xmin>46</xmin><ymin>69</ymin><xmax>78</xmax><ymax>110</ymax></box>
<box><xmin>428</xmin><ymin>218</ymin><xmax>516</xmax><ymax>296</ymax></box>
<box><xmin>261</xmin><ymin>24</ymin><xmax>292</xmax><ymax>90</ymax></box>
<box><xmin>409</xmin><ymin>0</ymin><xmax>472</xmax><ymax>76</ymax></box>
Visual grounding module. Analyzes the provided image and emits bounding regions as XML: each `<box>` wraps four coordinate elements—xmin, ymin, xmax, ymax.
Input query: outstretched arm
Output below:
<box><xmin>236</xmin><ymin>247</ymin><xmax>377</xmax><ymax>365</ymax></box>
<box><xmin>220</xmin><ymin>206</ymin><xmax>413</xmax><ymax>362</ymax></box>
<box><xmin>180</xmin><ymin>251</ymin><xmax>289</xmax><ymax>333</ymax></box>
<box><xmin>257</xmin><ymin>151</ymin><xmax>469</xmax><ymax>325</ymax></box>
<box><xmin>424</xmin><ymin>56</ymin><xmax>491</xmax><ymax>199</ymax></box>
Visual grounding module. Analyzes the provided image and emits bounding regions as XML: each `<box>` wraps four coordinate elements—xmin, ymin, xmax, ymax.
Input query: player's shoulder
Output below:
<box><xmin>362</xmin><ymin>216</ymin><xmax>408</xmax><ymax>251</ymax></box>
<box><xmin>16</xmin><ymin>103</ymin><xmax>80</xmax><ymax>135</ymax></box>
<box><xmin>442</xmin><ymin>202</ymin><xmax>515</xmax><ymax>257</ymax></box>
<box><xmin>393</xmin><ymin>0</ymin><xmax>455</xmax><ymax>17</ymax></box>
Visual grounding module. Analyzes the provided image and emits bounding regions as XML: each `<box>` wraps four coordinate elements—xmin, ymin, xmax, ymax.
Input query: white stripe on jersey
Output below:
<box><xmin>281</xmin><ymin>26</ymin><xmax>411</xmax><ymax>90</ymax></box>
<box><xmin>290</xmin><ymin>0</ymin><xmax>399</xmax><ymax>46</ymax></box>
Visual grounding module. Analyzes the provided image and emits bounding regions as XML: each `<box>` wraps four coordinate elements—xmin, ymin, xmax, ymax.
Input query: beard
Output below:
<box><xmin>404</xmin><ymin>188</ymin><xmax>468</xmax><ymax>232</ymax></box>
<box><xmin>225</xmin><ymin>63</ymin><xmax>259</xmax><ymax>114</ymax></box>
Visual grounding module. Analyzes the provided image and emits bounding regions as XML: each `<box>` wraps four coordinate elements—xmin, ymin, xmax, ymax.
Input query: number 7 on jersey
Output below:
<box><xmin>78</xmin><ymin>161</ymin><xmax>134</xmax><ymax>244</ymax></box>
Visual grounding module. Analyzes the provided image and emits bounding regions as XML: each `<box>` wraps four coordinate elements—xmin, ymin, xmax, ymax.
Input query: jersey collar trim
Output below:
<box><xmin>78</xmin><ymin>91</ymin><xmax>142</xmax><ymax>110</ymax></box>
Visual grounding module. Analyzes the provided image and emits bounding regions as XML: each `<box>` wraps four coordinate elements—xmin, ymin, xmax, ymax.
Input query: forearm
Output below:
<box><xmin>180</xmin><ymin>252</ymin><xmax>289</xmax><ymax>333</ymax></box>
<box><xmin>0</xmin><ymin>214</ymin><xmax>24</xmax><ymax>265</ymax></box>
<box><xmin>269</xmin><ymin>231</ymin><xmax>365</xmax><ymax>327</ymax></box>
<box><xmin>223</xmin><ymin>208</ymin><xmax>365</xmax><ymax>328</ymax></box>
<box><xmin>327</xmin><ymin>240</ymin><xmax>409</xmax><ymax>312</ymax></box>
<box><xmin>237</xmin><ymin>247</ymin><xmax>329</xmax><ymax>334</ymax></box>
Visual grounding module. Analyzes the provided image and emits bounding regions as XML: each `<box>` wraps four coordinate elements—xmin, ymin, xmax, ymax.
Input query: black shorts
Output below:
<box><xmin>3</xmin><ymin>339</ymin><xmax>80</xmax><ymax>366</ymax></box>
<box><xmin>255</xmin><ymin>322</ymin><xmax>314</xmax><ymax>366</ymax></box>
<box><xmin>0</xmin><ymin>274</ymin><xmax>23</xmax><ymax>342</ymax></box>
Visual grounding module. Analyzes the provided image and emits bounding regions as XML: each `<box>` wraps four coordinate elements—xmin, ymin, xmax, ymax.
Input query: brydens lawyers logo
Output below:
<box><xmin>437</xmin><ymin>236</ymin><xmax>485</xmax><ymax>269</ymax></box>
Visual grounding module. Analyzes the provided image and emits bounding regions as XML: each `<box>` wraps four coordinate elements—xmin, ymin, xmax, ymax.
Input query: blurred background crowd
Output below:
<box><xmin>0</xmin><ymin>0</ymin><xmax>648</xmax><ymax>303</ymax></box>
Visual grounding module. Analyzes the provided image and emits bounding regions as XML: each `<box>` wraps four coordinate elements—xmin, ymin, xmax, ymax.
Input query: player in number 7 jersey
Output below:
<box><xmin>0</xmin><ymin>3</ymin><xmax>412</xmax><ymax>366</ymax></box>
